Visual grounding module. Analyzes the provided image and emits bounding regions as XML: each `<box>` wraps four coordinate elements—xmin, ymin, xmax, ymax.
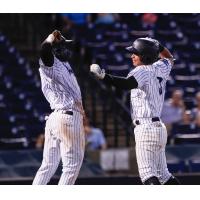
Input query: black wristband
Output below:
<box><xmin>159</xmin><ymin>43</ymin><xmax>165</xmax><ymax>52</ymax></box>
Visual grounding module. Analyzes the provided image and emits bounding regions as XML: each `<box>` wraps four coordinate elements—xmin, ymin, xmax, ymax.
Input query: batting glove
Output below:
<box><xmin>90</xmin><ymin>64</ymin><xmax>105</xmax><ymax>79</ymax></box>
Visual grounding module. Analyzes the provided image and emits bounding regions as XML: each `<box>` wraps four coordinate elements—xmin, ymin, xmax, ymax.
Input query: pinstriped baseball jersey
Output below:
<box><xmin>128</xmin><ymin>58</ymin><xmax>173</xmax><ymax>184</ymax></box>
<box><xmin>39</xmin><ymin>56</ymin><xmax>82</xmax><ymax>112</ymax></box>
<box><xmin>33</xmin><ymin>55</ymin><xmax>85</xmax><ymax>185</ymax></box>
<box><xmin>127</xmin><ymin>58</ymin><xmax>172</xmax><ymax>120</ymax></box>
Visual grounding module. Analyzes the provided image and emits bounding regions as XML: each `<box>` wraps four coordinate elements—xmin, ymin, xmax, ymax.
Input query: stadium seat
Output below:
<box><xmin>185</xmin><ymin>30</ymin><xmax>200</xmax><ymax>42</ymax></box>
<box><xmin>188</xmin><ymin>160</ymin><xmax>200</xmax><ymax>172</ymax></box>
<box><xmin>13</xmin><ymin>166</ymin><xmax>39</xmax><ymax>177</ymax></box>
<box><xmin>172</xmin><ymin>124</ymin><xmax>199</xmax><ymax>135</ymax></box>
<box><xmin>29</xmin><ymin>150</ymin><xmax>43</xmax><ymax>163</ymax></box>
<box><xmin>0</xmin><ymin>150</ymin><xmax>38</xmax><ymax>166</ymax></box>
<box><xmin>167</xmin><ymin>159</ymin><xmax>187</xmax><ymax>173</ymax></box>
<box><xmin>173</xmin><ymin>134</ymin><xmax>200</xmax><ymax>145</ymax></box>
<box><xmin>156</xmin><ymin>30</ymin><xmax>184</xmax><ymax>44</ymax></box>
<box><xmin>1</xmin><ymin>14</ymin><xmax>200</xmax><ymax>149</ymax></box>
<box><xmin>174</xmin><ymin>75</ymin><xmax>200</xmax><ymax>87</ymax></box>
<box><xmin>0</xmin><ymin>167</ymin><xmax>18</xmax><ymax>178</ymax></box>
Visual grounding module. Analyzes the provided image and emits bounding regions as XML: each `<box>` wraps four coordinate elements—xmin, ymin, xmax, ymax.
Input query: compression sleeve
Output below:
<box><xmin>40</xmin><ymin>42</ymin><xmax>54</xmax><ymax>67</ymax></box>
<box><xmin>103</xmin><ymin>74</ymin><xmax>138</xmax><ymax>90</ymax></box>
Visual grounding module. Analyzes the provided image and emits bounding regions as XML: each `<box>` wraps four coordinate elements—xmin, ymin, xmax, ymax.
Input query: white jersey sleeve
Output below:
<box><xmin>39</xmin><ymin>56</ymin><xmax>61</xmax><ymax>80</ymax></box>
<box><xmin>153</xmin><ymin>58</ymin><xmax>172</xmax><ymax>79</ymax></box>
<box><xmin>129</xmin><ymin>67</ymin><xmax>149</xmax><ymax>88</ymax></box>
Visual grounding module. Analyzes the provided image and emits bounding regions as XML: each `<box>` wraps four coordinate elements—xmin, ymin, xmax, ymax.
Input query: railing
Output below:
<box><xmin>81</xmin><ymin>66</ymin><xmax>134</xmax><ymax>147</ymax></box>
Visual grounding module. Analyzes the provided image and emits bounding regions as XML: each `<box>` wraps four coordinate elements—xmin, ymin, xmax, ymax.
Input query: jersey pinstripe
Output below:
<box><xmin>134</xmin><ymin>122</ymin><xmax>171</xmax><ymax>184</ymax></box>
<box><xmin>128</xmin><ymin>58</ymin><xmax>173</xmax><ymax>184</ymax></box>
<box><xmin>33</xmin><ymin>110</ymin><xmax>85</xmax><ymax>185</ymax></box>
<box><xmin>127</xmin><ymin>58</ymin><xmax>172</xmax><ymax>120</ymax></box>
<box><xmin>39</xmin><ymin>56</ymin><xmax>82</xmax><ymax>112</ymax></box>
<box><xmin>33</xmin><ymin>56</ymin><xmax>85</xmax><ymax>185</ymax></box>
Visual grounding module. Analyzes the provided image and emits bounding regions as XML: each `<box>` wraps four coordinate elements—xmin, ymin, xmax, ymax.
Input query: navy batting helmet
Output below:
<box><xmin>126</xmin><ymin>37</ymin><xmax>159</xmax><ymax>65</ymax></box>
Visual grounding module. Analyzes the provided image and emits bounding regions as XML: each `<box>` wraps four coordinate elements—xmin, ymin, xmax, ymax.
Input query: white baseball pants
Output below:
<box><xmin>32</xmin><ymin>110</ymin><xmax>85</xmax><ymax>185</ymax></box>
<box><xmin>134</xmin><ymin>121</ymin><xmax>172</xmax><ymax>184</ymax></box>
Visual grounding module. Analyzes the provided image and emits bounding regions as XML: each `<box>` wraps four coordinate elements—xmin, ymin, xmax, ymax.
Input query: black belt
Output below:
<box><xmin>54</xmin><ymin>110</ymin><xmax>73</xmax><ymax>115</ymax></box>
<box><xmin>135</xmin><ymin>117</ymin><xmax>160</xmax><ymax>125</ymax></box>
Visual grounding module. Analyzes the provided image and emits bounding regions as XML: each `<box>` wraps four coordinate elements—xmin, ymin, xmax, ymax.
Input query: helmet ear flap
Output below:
<box><xmin>140</xmin><ymin>55</ymin><xmax>157</xmax><ymax>65</ymax></box>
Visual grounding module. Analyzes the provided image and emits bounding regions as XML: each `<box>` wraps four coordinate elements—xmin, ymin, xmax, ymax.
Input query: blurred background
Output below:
<box><xmin>0</xmin><ymin>13</ymin><xmax>200</xmax><ymax>184</ymax></box>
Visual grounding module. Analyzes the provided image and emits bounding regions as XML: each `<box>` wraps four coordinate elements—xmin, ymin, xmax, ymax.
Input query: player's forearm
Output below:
<box><xmin>40</xmin><ymin>34</ymin><xmax>55</xmax><ymax>67</ymax></box>
<box><xmin>160</xmin><ymin>47</ymin><xmax>173</xmax><ymax>59</ymax></box>
<box><xmin>103</xmin><ymin>74</ymin><xmax>138</xmax><ymax>90</ymax></box>
<box><xmin>90</xmin><ymin>64</ymin><xmax>138</xmax><ymax>89</ymax></box>
<box><xmin>40</xmin><ymin>31</ymin><xmax>62</xmax><ymax>67</ymax></box>
<box><xmin>41</xmin><ymin>33</ymin><xmax>56</xmax><ymax>53</ymax></box>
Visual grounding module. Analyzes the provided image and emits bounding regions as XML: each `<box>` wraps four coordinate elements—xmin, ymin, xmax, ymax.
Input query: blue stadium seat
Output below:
<box><xmin>13</xmin><ymin>166</ymin><xmax>39</xmax><ymax>177</ymax></box>
<box><xmin>188</xmin><ymin>159</ymin><xmax>200</xmax><ymax>172</ymax></box>
<box><xmin>184</xmin><ymin>87</ymin><xmax>198</xmax><ymax>98</ymax></box>
<box><xmin>173</xmin><ymin>134</ymin><xmax>200</xmax><ymax>145</ymax></box>
<box><xmin>174</xmin><ymin>75</ymin><xmax>200</xmax><ymax>88</ymax></box>
<box><xmin>177</xmin><ymin>19</ymin><xmax>200</xmax><ymax>31</ymax></box>
<box><xmin>156</xmin><ymin>16</ymin><xmax>177</xmax><ymax>31</ymax></box>
<box><xmin>0</xmin><ymin>150</ymin><xmax>38</xmax><ymax>166</ymax></box>
<box><xmin>1</xmin><ymin>14</ymin><xmax>200</xmax><ymax>148</ymax></box>
<box><xmin>167</xmin><ymin>159</ymin><xmax>187</xmax><ymax>173</ymax></box>
<box><xmin>0</xmin><ymin>167</ymin><xmax>18</xmax><ymax>178</ymax></box>
<box><xmin>0</xmin><ymin>157</ymin><xmax>7</xmax><ymax>168</ymax></box>
<box><xmin>172</xmin><ymin>124</ymin><xmax>199</xmax><ymax>135</ymax></box>
<box><xmin>29</xmin><ymin>150</ymin><xmax>43</xmax><ymax>163</ymax></box>
<box><xmin>119</xmin><ymin>14</ymin><xmax>142</xmax><ymax>29</ymax></box>
<box><xmin>171</xmin><ymin>65</ymin><xmax>196</xmax><ymax>77</ymax></box>
<box><xmin>0</xmin><ymin>34</ymin><xmax>52</xmax><ymax>148</ymax></box>
<box><xmin>185</xmin><ymin>30</ymin><xmax>200</xmax><ymax>42</ymax></box>
<box><xmin>156</xmin><ymin>31</ymin><xmax>184</xmax><ymax>44</ymax></box>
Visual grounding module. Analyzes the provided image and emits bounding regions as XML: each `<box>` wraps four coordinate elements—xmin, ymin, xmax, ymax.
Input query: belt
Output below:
<box><xmin>54</xmin><ymin>110</ymin><xmax>73</xmax><ymax>115</ymax></box>
<box><xmin>135</xmin><ymin>117</ymin><xmax>160</xmax><ymax>125</ymax></box>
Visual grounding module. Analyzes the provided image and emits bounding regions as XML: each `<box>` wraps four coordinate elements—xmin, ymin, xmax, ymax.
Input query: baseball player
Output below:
<box><xmin>32</xmin><ymin>30</ymin><xmax>85</xmax><ymax>185</ymax></box>
<box><xmin>90</xmin><ymin>38</ymin><xmax>180</xmax><ymax>185</ymax></box>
